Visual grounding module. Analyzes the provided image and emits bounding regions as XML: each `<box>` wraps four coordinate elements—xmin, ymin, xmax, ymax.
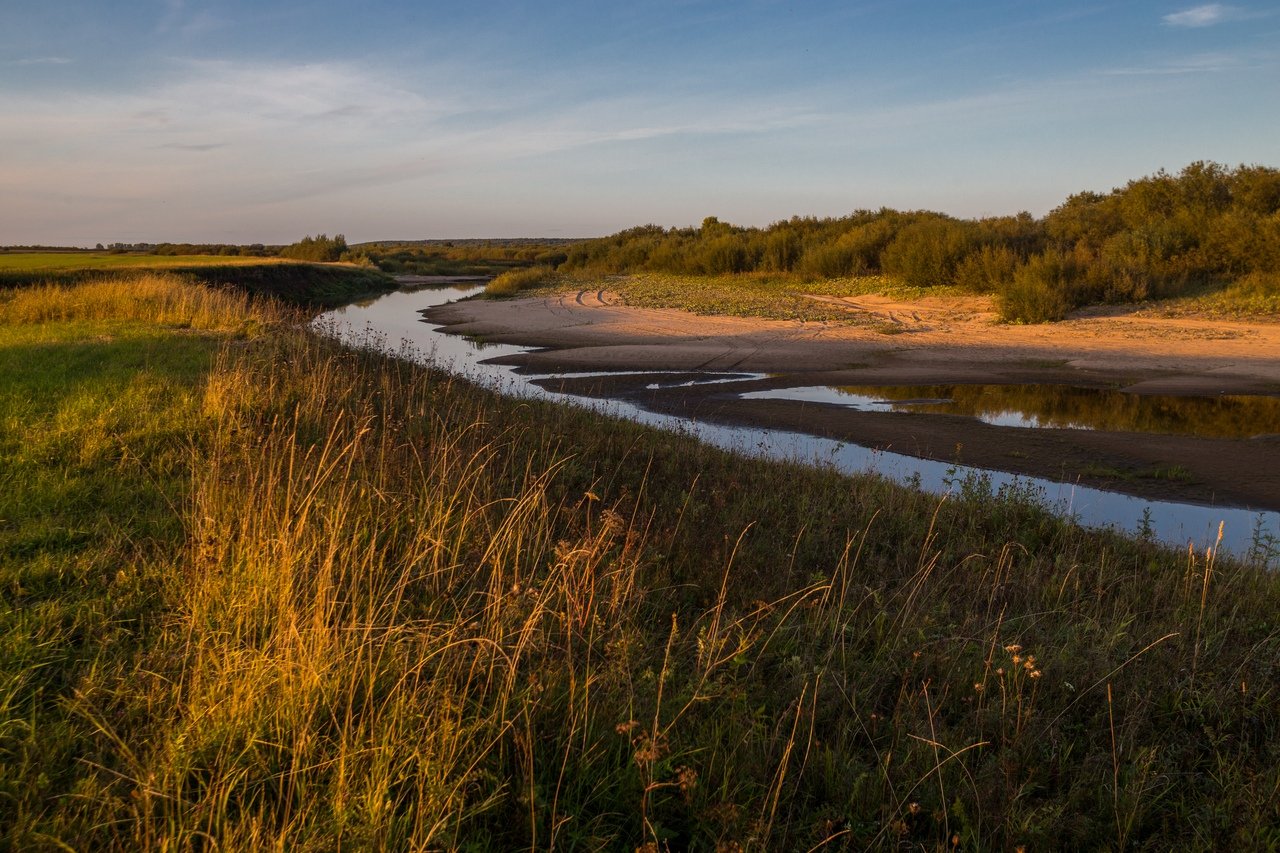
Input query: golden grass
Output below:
<box><xmin>485</xmin><ymin>265</ymin><xmax>559</xmax><ymax>296</ymax></box>
<box><xmin>0</xmin><ymin>272</ymin><xmax>279</xmax><ymax>330</ymax></box>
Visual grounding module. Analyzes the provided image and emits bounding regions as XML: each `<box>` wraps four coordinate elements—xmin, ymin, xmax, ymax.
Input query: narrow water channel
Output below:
<box><xmin>315</xmin><ymin>285</ymin><xmax>1280</xmax><ymax>564</ymax></box>
<box><xmin>741</xmin><ymin>384</ymin><xmax>1280</xmax><ymax>438</ymax></box>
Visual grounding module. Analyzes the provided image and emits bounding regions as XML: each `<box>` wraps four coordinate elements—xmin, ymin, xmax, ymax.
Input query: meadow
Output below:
<box><xmin>0</xmin><ymin>252</ymin><xmax>284</xmax><ymax>272</ymax></box>
<box><xmin>1</xmin><ymin>271</ymin><xmax>1277</xmax><ymax>849</ymax></box>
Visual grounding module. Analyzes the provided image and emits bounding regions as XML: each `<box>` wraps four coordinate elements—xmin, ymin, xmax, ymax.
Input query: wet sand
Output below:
<box><xmin>425</xmin><ymin>289</ymin><xmax>1280</xmax><ymax>511</ymax></box>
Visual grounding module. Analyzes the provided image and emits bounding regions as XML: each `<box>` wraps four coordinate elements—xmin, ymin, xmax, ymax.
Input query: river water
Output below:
<box><xmin>315</xmin><ymin>285</ymin><xmax>1280</xmax><ymax>564</ymax></box>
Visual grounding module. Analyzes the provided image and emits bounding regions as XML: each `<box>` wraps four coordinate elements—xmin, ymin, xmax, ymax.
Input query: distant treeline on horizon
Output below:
<box><xmin>562</xmin><ymin>161</ymin><xmax>1280</xmax><ymax>321</ymax></box>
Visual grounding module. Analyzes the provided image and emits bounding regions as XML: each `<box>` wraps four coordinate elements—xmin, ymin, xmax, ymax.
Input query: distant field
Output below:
<box><xmin>0</xmin><ymin>252</ymin><xmax>282</xmax><ymax>272</ymax></box>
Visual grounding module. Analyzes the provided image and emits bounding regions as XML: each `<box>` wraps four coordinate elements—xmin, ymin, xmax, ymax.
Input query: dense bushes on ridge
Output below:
<box><xmin>562</xmin><ymin>162</ymin><xmax>1280</xmax><ymax>321</ymax></box>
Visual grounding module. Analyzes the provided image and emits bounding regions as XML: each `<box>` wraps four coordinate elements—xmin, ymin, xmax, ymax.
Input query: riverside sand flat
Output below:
<box><xmin>426</xmin><ymin>289</ymin><xmax>1280</xmax><ymax>511</ymax></box>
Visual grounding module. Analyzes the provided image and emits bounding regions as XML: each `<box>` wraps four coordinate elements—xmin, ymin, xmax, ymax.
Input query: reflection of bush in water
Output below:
<box><xmin>837</xmin><ymin>383</ymin><xmax>1280</xmax><ymax>438</ymax></box>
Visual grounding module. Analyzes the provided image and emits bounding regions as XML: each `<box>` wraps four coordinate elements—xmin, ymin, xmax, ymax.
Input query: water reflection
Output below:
<box><xmin>314</xmin><ymin>287</ymin><xmax>1280</xmax><ymax>563</ymax></box>
<box><xmin>742</xmin><ymin>384</ymin><xmax>1280</xmax><ymax>438</ymax></box>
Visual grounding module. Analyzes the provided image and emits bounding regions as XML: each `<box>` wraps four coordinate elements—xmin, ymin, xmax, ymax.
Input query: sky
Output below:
<box><xmin>2</xmin><ymin>1</ymin><xmax>1278</xmax><ymax>245</ymax></box>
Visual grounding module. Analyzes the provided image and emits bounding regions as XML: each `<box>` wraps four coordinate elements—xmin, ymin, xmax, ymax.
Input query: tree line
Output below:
<box><xmin>562</xmin><ymin>162</ymin><xmax>1280</xmax><ymax>321</ymax></box>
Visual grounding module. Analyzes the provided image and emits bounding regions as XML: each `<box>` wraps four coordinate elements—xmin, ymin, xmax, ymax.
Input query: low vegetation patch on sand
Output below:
<box><xmin>2</xmin><ymin>274</ymin><xmax>1278</xmax><ymax>849</ymax></box>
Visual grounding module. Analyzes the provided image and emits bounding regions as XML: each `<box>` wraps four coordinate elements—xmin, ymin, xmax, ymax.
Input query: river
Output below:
<box><xmin>315</xmin><ymin>284</ymin><xmax>1280</xmax><ymax>564</ymax></box>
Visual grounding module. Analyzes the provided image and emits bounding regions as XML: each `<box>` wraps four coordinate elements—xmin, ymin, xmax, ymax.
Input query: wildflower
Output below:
<box><xmin>1004</xmin><ymin>644</ymin><xmax>1022</xmax><ymax>653</ymax></box>
<box><xmin>601</xmin><ymin>509</ymin><xmax>624</xmax><ymax>534</ymax></box>
<box><xmin>974</xmin><ymin>682</ymin><xmax>984</xmax><ymax>692</ymax></box>
<box><xmin>1030</xmin><ymin>670</ymin><xmax>1042</xmax><ymax>678</ymax></box>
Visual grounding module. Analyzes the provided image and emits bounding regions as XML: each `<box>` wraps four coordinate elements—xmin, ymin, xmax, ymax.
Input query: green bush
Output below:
<box><xmin>880</xmin><ymin>217</ymin><xmax>977</xmax><ymax>287</ymax></box>
<box><xmin>955</xmin><ymin>245</ymin><xmax>1018</xmax><ymax>293</ymax></box>
<box><xmin>998</xmin><ymin>251</ymin><xmax>1080</xmax><ymax>322</ymax></box>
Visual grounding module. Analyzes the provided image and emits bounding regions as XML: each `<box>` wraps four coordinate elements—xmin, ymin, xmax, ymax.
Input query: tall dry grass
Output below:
<box><xmin>117</xmin><ymin>332</ymin><xmax>640</xmax><ymax>847</ymax></box>
<box><xmin>0</xmin><ymin>272</ymin><xmax>278</xmax><ymax>330</ymax></box>
<box><xmin>89</xmin><ymin>321</ymin><xmax>1277</xmax><ymax>850</ymax></box>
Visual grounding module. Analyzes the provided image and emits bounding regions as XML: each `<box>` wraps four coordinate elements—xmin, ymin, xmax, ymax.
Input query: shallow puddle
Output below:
<box><xmin>742</xmin><ymin>383</ymin><xmax>1280</xmax><ymax>439</ymax></box>
<box><xmin>314</xmin><ymin>287</ymin><xmax>1280</xmax><ymax>563</ymax></box>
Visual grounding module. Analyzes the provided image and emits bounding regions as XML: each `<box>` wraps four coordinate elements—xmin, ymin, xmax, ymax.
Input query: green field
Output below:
<box><xmin>1</xmin><ymin>273</ymin><xmax>1278</xmax><ymax>850</ymax></box>
<box><xmin>0</xmin><ymin>252</ymin><xmax>285</xmax><ymax>272</ymax></box>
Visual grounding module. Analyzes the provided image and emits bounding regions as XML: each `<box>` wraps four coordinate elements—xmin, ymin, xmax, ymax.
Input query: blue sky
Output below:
<box><xmin>2</xmin><ymin>1</ymin><xmax>1278</xmax><ymax>244</ymax></box>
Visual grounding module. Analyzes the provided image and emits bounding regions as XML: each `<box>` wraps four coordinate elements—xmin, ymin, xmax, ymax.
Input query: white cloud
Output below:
<box><xmin>1162</xmin><ymin>4</ymin><xmax>1237</xmax><ymax>27</ymax></box>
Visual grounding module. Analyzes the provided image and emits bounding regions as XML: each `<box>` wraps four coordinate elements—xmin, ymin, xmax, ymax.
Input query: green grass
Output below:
<box><xmin>1129</xmin><ymin>273</ymin><xmax>1280</xmax><ymax>322</ymax></box>
<box><xmin>0</xmin><ymin>252</ymin><xmax>282</xmax><ymax>272</ymax></box>
<box><xmin>0</xmin><ymin>276</ymin><xmax>274</xmax><ymax>847</ymax></box>
<box><xmin>2</xmin><ymin>274</ymin><xmax>1278</xmax><ymax>850</ymax></box>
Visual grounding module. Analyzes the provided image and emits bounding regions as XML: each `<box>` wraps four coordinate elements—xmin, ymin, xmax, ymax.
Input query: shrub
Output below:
<box><xmin>955</xmin><ymin>245</ymin><xmax>1019</xmax><ymax>293</ymax></box>
<box><xmin>997</xmin><ymin>251</ymin><xmax>1080</xmax><ymax>322</ymax></box>
<box><xmin>880</xmin><ymin>217</ymin><xmax>977</xmax><ymax>287</ymax></box>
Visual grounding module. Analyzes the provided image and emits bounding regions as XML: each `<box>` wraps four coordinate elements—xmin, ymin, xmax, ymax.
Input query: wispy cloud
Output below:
<box><xmin>159</xmin><ymin>142</ymin><xmax>226</xmax><ymax>151</ymax></box>
<box><xmin>1162</xmin><ymin>4</ymin><xmax>1238</xmax><ymax>27</ymax></box>
<box><xmin>4</xmin><ymin>57</ymin><xmax>72</xmax><ymax>66</ymax></box>
<box><xmin>1101</xmin><ymin>51</ymin><xmax>1246</xmax><ymax>75</ymax></box>
<box><xmin>0</xmin><ymin>56</ymin><xmax>818</xmax><ymax>215</ymax></box>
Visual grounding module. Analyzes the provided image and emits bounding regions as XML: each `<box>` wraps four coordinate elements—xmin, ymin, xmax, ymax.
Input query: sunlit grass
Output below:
<box><xmin>1144</xmin><ymin>271</ymin><xmax>1280</xmax><ymax>320</ymax></box>
<box><xmin>484</xmin><ymin>264</ymin><xmax>558</xmax><ymax>296</ymax></box>
<box><xmin>0</xmin><ymin>272</ymin><xmax>274</xmax><ymax>330</ymax></box>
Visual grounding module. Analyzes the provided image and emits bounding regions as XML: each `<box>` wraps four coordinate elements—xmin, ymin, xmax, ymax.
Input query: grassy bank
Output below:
<box><xmin>0</xmin><ymin>260</ymin><xmax>396</xmax><ymax>308</ymax></box>
<box><xmin>2</xmin><ymin>274</ymin><xmax>1278</xmax><ymax>849</ymax></box>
